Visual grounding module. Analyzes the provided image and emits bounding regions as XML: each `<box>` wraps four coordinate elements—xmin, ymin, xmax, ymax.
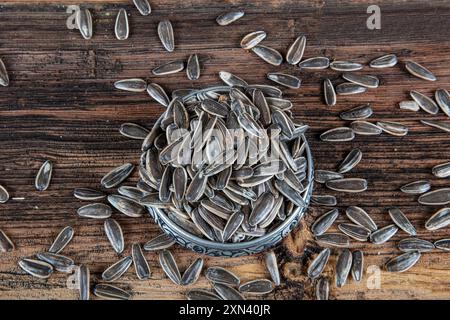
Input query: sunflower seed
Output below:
<box><xmin>202</xmin><ymin>99</ymin><xmax>229</xmax><ymax>118</ymax></box>
<box><xmin>159</xmin><ymin>250</ymin><xmax>181</xmax><ymax>285</ymax></box>
<box><xmin>435</xmin><ymin>89</ymin><xmax>450</xmax><ymax>116</ymax></box>
<box><xmin>133</xmin><ymin>0</ymin><xmax>151</xmax><ymax>15</ymax></box>
<box><xmin>432</xmin><ymin>162</ymin><xmax>450</xmax><ymax>178</ymax></box>
<box><xmin>158</xmin><ymin>20</ymin><xmax>174</xmax><ymax>52</ymax></box>
<box><xmin>49</xmin><ymin>226</ymin><xmax>74</xmax><ymax>254</ymax></box>
<box><xmin>340</xmin><ymin>104</ymin><xmax>373</xmax><ymax>120</ymax></box>
<box><xmin>286</xmin><ymin>36</ymin><xmax>306</xmax><ymax>65</ymax></box>
<box><xmin>335</xmin><ymin>83</ymin><xmax>367</xmax><ymax>95</ymax></box>
<box><xmin>76</xmin><ymin>9</ymin><xmax>93</xmax><ymax>40</ymax></box>
<box><xmin>252</xmin><ymin>45</ymin><xmax>283</xmax><ymax>66</ymax></box>
<box><xmin>315</xmin><ymin>233</ymin><xmax>350</xmax><ymax>247</ymax></box>
<box><xmin>0</xmin><ymin>229</ymin><xmax>14</xmax><ymax>252</ymax></box>
<box><xmin>315</xmin><ymin>277</ymin><xmax>329</xmax><ymax>300</ymax></box>
<box><xmin>240</xmin><ymin>31</ymin><xmax>266</xmax><ymax>50</ymax></box>
<box><xmin>94</xmin><ymin>284</ymin><xmax>131</xmax><ymax>300</ymax></box>
<box><xmin>399</xmin><ymin>101</ymin><xmax>420</xmax><ymax>111</ymax></box>
<box><xmin>186</xmin><ymin>54</ymin><xmax>200</xmax><ymax>81</ymax></box>
<box><xmin>377</xmin><ymin>121</ymin><xmax>408</xmax><ymax>136</ymax></box>
<box><xmin>223</xmin><ymin>211</ymin><xmax>244</xmax><ymax>242</ymax></box>
<box><xmin>311</xmin><ymin>209</ymin><xmax>339</xmax><ymax>236</ymax></box>
<box><xmin>342</xmin><ymin>73</ymin><xmax>379</xmax><ymax>88</ymax></box>
<box><xmin>314</xmin><ymin>170</ymin><xmax>343</xmax><ymax>184</ymax></box>
<box><xmin>119</xmin><ymin>123</ymin><xmax>149</xmax><ymax>139</ymax></box>
<box><xmin>370</xmin><ymin>224</ymin><xmax>398</xmax><ymax>244</ymax></box>
<box><xmin>153</xmin><ymin>60</ymin><xmax>185</xmax><ymax>76</ymax></box>
<box><xmin>400</xmin><ymin>180</ymin><xmax>431</xmax><ymax>194</ymax></box>
<box><xmin>104</xmin><ymin>219</ymin><xmax>124</xmax><ymax>254</ymax></box>
<box><xmin>101</xmin><ymin>163</ymin><xmax>134</xmax><ymax>188</ymax></box>
<box><xmin>159</xmin><ymin>166</ymin><xmax>173</xmax><ymax>202</ymax></box>
<box><xmin>420</xmin><ymin>119</ymin><xmax>450</xmax><ymax>133</ymax></box>
<box><xmin>339</xmin><ymin>223</ymin><xmax>370</xmax><ymax>241</ymax></box>
<box><xmin>102</xmin><ymin>256</ymin><xmax>133</xmax><ymax>282</ymax></box>
<box><xmin>298</xmin><ymin>57</ymin><xmax>329</xmax><ymax>70</ymax></box>
<box><xmin>267</xmin><ymin>73</ymin><xmax>301</xmax><ymax>89</ymax></box>
<box><xmin>385</xmin><ymin>251</ymin><xmax>421</xmax><ymax>272</ymax></box>
<box><xmin>186</xmin><ymin>289</ymin><xmax>222</xmax><ymax>300</ymax></box>
<box><xmin>143</xmin><ymin>234</ymin><xmax>175</xmax><ymax>251</ymax></box>
<box><xmin>118</xmin><ymin>186</ymin><xmax>148</xmax><ymax>201</ymax></box>
<box><xmin>405</xmin><ymin>61</ymin><xmax>436</xmax><ymax>81</ymax></box>
<box><xmin>180</xmin><ymin>257</ymin><xmax>203</xmax><ymax>286</ymax></box>
<box><xmin>115</xmin><ymin>9</ymin><xmax>129</xmax><ymax>40</ymax></box>
<box><xmin>410</xmin><ymin>90</ymin><xmax>439</xmax><ymax>114</ymax></box>
<box><xmin>77</xmin><ymin>203</ymin><xmax>112</xmax><ymax>219</ymax></box>
<box><xmin>338</xmin><ymin>148</ymin><xmax>362</xmax><ymax>174</ymax></box>
<box><xmin>73</xmin><ymin>188</ymin><xmax>105</xmax><ymax>201</ymax></box>
<box><xmin>216</xmin><ymin>10</ymin><xmax>244</xmax><ymax>25</ymax></box>
<box><xmin>425</xmin><ymin>208</ymin><xmax>450</xmax><ymax>230</ymax></box>
<box><xmin>307</xmin><ymin>248</ymin><xmax>331</xmax><ymax>279</ymax></box>
<box><xmin>108</xmin><ymin>195</ymin><xmax>144</xmax><ymax>217</ymax></box>
<box><xmin>265</xmin><ymin>250</ymin><xmax>280</xmax><ymax>286</ymax></box>
<box><xmin>219</xmin><ymin>71</ymin><xmax>248</xmax><ymax>87</ymax></box>
<box><xmin>147</xmin><ymin>83</ymin><xmax>170</xmax><ymax>107</ymax></box>
<box><xmin>36</xmin><ymin>252</ymin><xmax>74</xmax><ymax>273</ymax></box>
<box><xmin>326</xmin><ymin>178</ymin><xmax>367</xmax><ymax>193</ymax></box>
<box><xmin>19</xmin><ymin>258</ymin><xmax>53</xmax><ymax>278</ymax></box>
<box><xmin>78</xmin><ymin>265</ymin><xmax>90</xmax><ymax>300</ymax></box>
<box><xmin>239</xmin><ymin>279</ymin><xmax>274</xmax><ymax>294</ymax></box>
<box><xmin>398</xmin><ymin>238</ymin><xmax>434</xmax><ymax>253</ymax></box>
<box><xmin>213</xmin><ymin>283</ymin><xmax>245</xmax><ymax>300</ymax></box>
<box><xmin>369</xmin><ymin>54</ymin><xmax>397</xmax><ymax>68</ymax></box>
<box><xmin>249</xmin><ymin>192</ymin><xmax>275</xmax><ymax>226</ymax></box>
<box><xmin>274</xmin><ymin>179</ymin><xmax>305</xmax><ymax>207</ymax></box>
<box><xmin>351</xmin><ymin>250</ymin><xmax>364</xmax><ymax>282</ymax></box>
<box><xmin>114</xmin><ymin>79</ymin><xmax>147</xmax><ymax>92</ymax></box>
<box><xmin>419</xmin><ymin>188</ymin><xmax>450</xmax><ymax>205</ymax></box>
<box><xmin>206</xmin><ymin>267</ymin><xmax>240</xmax><ymax>286</ymax></box>
<box><xmin>330</xmin><ymin>61</ymin><xmax>363</xmax><ymax>72</ymax></box>
<box><xmin>132</xmin><ymin>244</ymin><xmax>151</xmax><ymax>280</ymax></box>
<box><xmin>0</xmin><ymin>58</ymin><xmax>9</xmax><ymax>86</ymax></box>
<box><xmin>336</xmin><ymin>249</ymin><xmax>352</xmax><ymax>288</ymax></box>
<box><xmin>434</xmin><ymin>239</ymin><xmax>450</xmax><ymax>251</ymax></box>
<box><xmin>311</xmin><ymin>194</ymin><xmax>337</xmax><ymax>207</ymax></box>
<box><xmin>0</xmin><ymin>184</ymin><xmax>9</xmax><ymax>203</ymax></box>
<box><xmin>346</xmin><ymin>206</ymin><xmax>377</xmax><ymax>231</ymax></box>
<box><xmin>320</xmin><ymin>127</ymin><xmax>355</xmax><ymax>142</ymax></box>
<box><xmin>35</xmin><ymin>160</ymin><xmax>52</xmax><ymax>191</ymax></box>
<box><xmin>323</xmin><ymin>79</ymin><xmax>336</xmax><ymax>106</ymax></box>
<box><xmin>350</xmin><ymin>121</ymin><xmax>382</xmax><ymax>135</ymax></box>
<box><xmin>186</xmin><ymin>171</ymin><xmax>208</xmax><ymax>203</ymax></box>
<box><xmin>191</xmin><ymin>208</ymin><xmax>217</xmax><ymax>241</ymax></box>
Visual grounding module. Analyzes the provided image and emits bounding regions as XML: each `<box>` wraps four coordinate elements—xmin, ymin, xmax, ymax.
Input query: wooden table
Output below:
<box><xmin>0</xmin><ymin>0</ymin><xmax>449</xmax><ymax>300</ymax></box>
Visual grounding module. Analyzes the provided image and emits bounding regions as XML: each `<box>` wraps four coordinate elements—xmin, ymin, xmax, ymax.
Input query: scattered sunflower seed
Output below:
<box><xmin>132</xmin><ymin>244</ymin><xmax>151</xmax><ymax>280</ymax></box>
<box><xmin>342</xmin><ymin>73</ymin><xmax>379</xmax><ymax>88</ymax></box>
<box><xmin>320</xmin><ymin>127</ymin><xmax>355</xmax><ymax>142</ymax></box>
<box><xmin>94</xmin><ymin>284</ymin><xmax>131</xmax><ymax>300</ymax></box>
<box><xmin>330</xmin><ymin>61</ymin><xmax>363</xmax><ymax>72</ymax></box>
<box><xmin>398</xmin><ymin>238</ymin><xmax>434</xmax><ymax>252</ymax></box>
<box><xmin>410</xmin><ymin>90</ymin><xmax>439</xmax><ymax>115</ymax></box>
<box><xmin>338</xmin><ymin>148</ymin><xmax>362</xmax><ymax>174</ymax></box>
<box><xmin>0</xmin><ymin>58</ymin><xmax>9</xmax><ymax>86</ymax></box>
<box><xmin>186</xmin><ymin>54</ymin><xmax>200</xmax><ymax>81</ymax></box>
<box><xmin>79</xmin><ymin>265</ymin><xmax>90</xmax><ymax>300</ymax></box>
<box><xmin>114</xmin><ymin>79</ymin><xmax>147</xmax><ymax>92</ymax></box>
<box><xmin>315</xmin><ymin>277</ymin><xmax>329</xmax><ymax>300</ymax></box>
<box><xmin>102</xmin><ymin>256</ymin><xmax>133</xmax><ymax>282</ymax></box>
<box><xmin>76</xmin><ymin>9</ymin><xmax>93</xmax><ymax>40</ymax></box>
<box><xmin>315</xmin><ymin>233</ymin><xmax>350</xmax><ymax>247</ymax></box>
<box><xmin>369</xmin><ymin>54</ymin><xmax>397</xmax><ymax>68</ymax></box>
<box><xmin>267</xmin><ymin>73</ymin><xmax>301</xmax><ymax>89</ymax></box>
<box><xmin>323</xmin><ymin>79</ymin><xmax>336</xmax><ymax>106</ymax></box>
<box><xmin>432</xmin><ymin>162</ymin><xmax>450</xmax><ymax>178</ymax></box>
<box><xmin>115</xmin><ymin>9</ymin><xmax>129</xmax><ymax>40</ymax></box>
<box><xmin>133</xmin><ymin>0</ymin><xmax>151</xmax><ymax>15</ymax></box>
<box><xmin>152</xmin><ymin>60</ymin><xmax>185</xmax><ymax>76</ymax></box>
<box><xmin>314</xmin><ymin>170</ymin><xmax>343</xmax><ymax>184</ymax></box>
<box><xmin>340</xmin><ymin>104</ymin><xmax>373</xmax><ymax>121</ymax></box>
<box><xmin>419</xmin><ymin>188</ymin><xmax>450</xmax><ymax>206</ymax></box>
<box><xmin>311</xmin><ymin>209</ymin><xmax>339</xmax><ymax>236</ymax></box>
<box><xmin>181</xmin><ymin>257</ymin><xmax>203</xmax><ymax>286</ymax></box>
<box><xmin>144</xmin><ymin>233</ymin><xmax>176</xmax><ymax>251</ymax></box>
<box><xmin>434</xmin><ymin>239</ymin><xmax>450</xmax><ymax>252</ymax></box>
<box><xmin>104</xmin><ymin>218</ymin><xmax>125</xmax><ymax>254</ymax></box>
<box><xmin>0</xmin><ymin>184</ymin><xmax>9</xmax><ymax>203</ymax></box>
<box><xmin>159</xmin><ymin>249</ymin><xmax>182</xmax><ymax>285</ymax></box>
<box><xmin>385</xmin><ymin>251</ymin><xmax>421</xmax><ymax>272</ymax></box>
<box><xmin>405</xmin><ymin>61</ymin><xmax>437</xmax><ymax>81</ymax></box>
<box><xmin>205</xmin><ymin>267</ymin><xmax>240</xmax><ymax>286</ymax></box>
<box><xmin>346</xmin><ymin>206</ymin><xmax>377</xmax><ymax>231</ymax></box>
<box><xmin>420</xmin><ymin>119</ymin><xmax>450</xmax><ymax>133</ymax></box>
<box><xmin>335</xmin><ymin>83</ymin><xmax>367</xmax><ymax>95</ymax></box>
<box><xmin>213</xmin><ymin>283</ymin><xmax>245</xmax><ymax>300</ymax></box>
<box><xmin>251</xmin><ymin>45</ymin><xmax>283</xmax><ymax>66</ymax></box>
<box><xmin>119</xmin><ymin>123</ymin><xmax>149</xmax><ymax>139</ymax></box>
<box><xmin>335</xmin><ymin>249</ymin><xmax>352</xmax><ymax>288</ymax></box>
<box><xmin>216</xmin><ymin>11</ymin><xmax>245</xmax><ymax>26</ymax></box>
<box><xmin>351</xmin><ymin>250</ymin><xmax>364</xmax><ymax>282</ymax></box>
<box><xmin>36</xmin><ymin>252</ymin><xmax>74</xmax><ymax>273</ymax></box>
<box><xmin>425</xmin><ymin>208</ymin><xmax>450</xmax><ymax>231</ymax></box>
<box><xmin>286</xmin><ymin>35</ymin><xmax>306</xmax><ymax>65</ymax></box>
<box><xmin>400</xmin><ymin>180</ymin><xmax>431</xmax><ymax>194</ymax></box>
<box><xmin>0</xmin><ymin>229</ymin><xmax>14</xmax><ymax>252</ymax></box>
<box><xmin>77</xmin><ymin>203</ymin><xmax>112</xmax><ymax>219</ymax></box>
<box><xmin>370</xmin><ymin>224</ymin><xmax>398</xmax><ymax>244</ymax></box>
<box><xmin>186</xmin><ymin>289</ymin><xmax>222</xmax><ymax>300</ymax></box>
<box><xmin>326</xmin><ymin>178</ymin><xmax>367</xmax><ymax>193</ymax></box>
<box><xmin>307</xmin><ymin>248</ymin><xmax>331</xmax><ymax>279</ymax></box>
<box><xmin>19</xmin><ymin>258</ymin><xmax>53</xmax><ymax>279</ymax></box>
<box><xmin>298</xmin><ymin>57</ymin><xmax>329</xmax><ymax>69</ymax></box>
<box><xmin>35</xmin><ymin>160</ymin><xmax>52</xmax><ymax>191</ymax></box>
<box><xmin>435</xmin><ymin>89</ymin><xmax>450</xmax><ymax>116</ymax></box>
<box><xmin>158</xmin><ymin>20</ymin><xmax>175</xmax><ymax>52</ymax></box>
<box><xmin>101</xmin><ymin>163</ymin><xmax>134</xmax><ymax>188</ymax></box>
<box><xmin>338</xmin><ymin>223</ymin><xmax>370</xmax><ymax>241</ymax></box>
<box><xmin>238</xmin><ymin>279</ymin><xmax>274</xmax><ymax>294</ymax></box>
<box><xmin>240</xmin><ymin>31</ymin><xmax>266</xmax><ymax>50</ymax></box>
<box><xmin>49</xmin><ymin>226</ymin><xmax>74</xmax><ymax>254</ymax></box>
<box><xmin>399</xmin><ymin>101</ymin><xmax>420</xmax><ymax>111</ymax></box>
<box><xmin>265</xmin><ymin>250</ymin><xmax>280</xmax><ymax>286</ymax></box>
<box><xmin>377</xmin><ymin>121</ymin><xmax>408</xmax><ymax>136</ymax></box>
<box><xmin>388</xmin><ymin>208</ymin><xmax>417</xmax><ymax>236</ymax></box>
<box><xmin>350</xmin><ymin>121</ymin><xmax>382</xmax><ymax>135</ymax></box>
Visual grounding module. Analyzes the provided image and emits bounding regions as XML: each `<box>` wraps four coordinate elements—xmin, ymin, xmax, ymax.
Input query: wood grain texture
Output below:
<box><xmin>0</xmin><ymin>0</ymin><xmax>449</xmax><ymax>300</ymax></box>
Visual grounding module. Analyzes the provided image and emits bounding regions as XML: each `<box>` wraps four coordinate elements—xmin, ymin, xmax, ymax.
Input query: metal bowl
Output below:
<box><xmin>147</xmin><ymin>86</ymin><xmax>314</xmax><ymax>257</ymax></box>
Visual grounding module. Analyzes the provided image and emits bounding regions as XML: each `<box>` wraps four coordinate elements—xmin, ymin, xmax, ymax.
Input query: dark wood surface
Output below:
<box><xmin>0</xmin><ymin>0</ymin><xmax>449</xmax><ymax>299</ymax></box>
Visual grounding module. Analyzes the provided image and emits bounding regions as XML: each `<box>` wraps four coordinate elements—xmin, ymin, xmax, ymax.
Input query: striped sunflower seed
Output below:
<box><xmin>369</xmin><ymin>54</ymin><xmax>397</xmax><ymax>68</ymax></box>
<box><xmin>104</xmin><ymin>218</ymin><xmax>124</xmax><ymax>254</ymax></box>
<box><xmin>19</xmin><ymin>258</ymin><xmax>53</xmax><ymax>279</ymax></box>
<box><xmin>311</xmin><ymin>209</ymin><xmax>339</xmax><ymax>236</ymax></box>
<box><xmin>323</xmin><ymin>79</ymin><xmax>336</xmax><ymax>106</ymax></box>
<box><xmin>370</xmin><ymin>224</ymin><xmax>398</xmax><ymax>244</ymax></box>
<box><xmin>307</xmin><ymin>248</ymin><xmax>331</xmax><ymax>279</ymax></box>
<box><xmin>315</xmin><ymin>233</ymin><xmax>350</xmax><ymax>247</ymax></box>
<box><xmin>342</xmin><ymin>73</ymin><xmax>379</xmax><ymax>88</ymax></box>
<box><xmin>132</xmin><ymin>244</ymin><xmax>151</xmax><ymax>280</ymax></box>
<box><xmin>274</xmin><ymin>179</ymin><xmax>305</xmax><ymax>207</ymax></box>
<box><xmin>101</xmin><ymin>163</ymin><xmax>134</xmax><ymax>188</ymax></box>
<box><xmin>146</xmin><ymin>83</ymin><xmax>170</xmax><ymax>107</ymax></box>
<box><xmin>399</xmin><ymin>100</ymin><xmax>420</xmax><ymax>111</ymax></box>
<box><xmin>49</xmin><ymin>226</ymin><xmax>74</xmax><ymax>253</ymax></box>
<box><xmin>338</xmin><ymin>223</ymin><xmax>370</xmax><ymax>241</ymax></box>
<box><xmin>405</xmin><ymin>61</ymin><xmax>437</xmax><ymax>81</ymax></box>
<box><xmin>398</xmin><ymin>238</ymin><xmax>434</xmax><ymax>252</ymax></box>
<box><xmin>338</xmin><ymin>148</ymin><xmax>362</xmax><ymax>174</ymax></box>
<box><xmin>77</xmin><ymin>203</ymin><xmax>112</xmax><ymax>219</ymax></box>
<box><xmin>267</xmin><ymin>73</ymin><xmax>301</xmax><ymax>89</ymax></box>
<box><xmin>238</xmin><ymin>279</ymin><xmax>274</xmax><ymax>294</ymax></box>
<box><xmin>330</xmin><ymin>61</ymin><xmax>363</xmax><ymax>72</ymax></box>
<box><xmin>186</xmin><ymin>54</ymin><xmax>200</xmax><ymax>81</ymax></box>
<box><xmin>435</xmin><ymin>89</ymin><xmax>450</xmax><ymax>116</ymax></box>
<box><xmin>385</xmin><ymin>251</ymin><xmax>421</xmax><ymax>272</ymax></box>
<box><xmin>425</xmin><ymin>208</ymin><xmax>450</xmax><ymax>230</ymax></box>
<box><xmin>350</xmin><ymin>121</ymin><xmax>382</xmax><ymax>135</ymax></box>
<box><xmin>0</xmin><ymin>184</ymin><xmax>9</xmax><ymax>203</ymax></box>
<box><xmin>388</xmin><ymin>208</ymin><xmax>416</xmax><ymax>236</ymax></box>
<box><xmin>265</xmin><ymin>250</ymin><xmax>280</xmax><ymax>286</ymax></box>
<box><xmin>118</xmin><ymin>186</ymin><xmax>148</xmax><ymax>201</ymax></box>
<box><xmin>410</xmin><ymin>90</ymin><xmax>439</xmax><ymax>114</ymax></box>
<box><xmin>251</xmin><ymin>45</ymin><xmax>283</xmax><ymax>66</ymax></box>
<box><xmin>76</xmin><ymin>9</ymin><xmax>93</xmax><ymax>40</ymax></box>
<box><xmin>351</xmin><ymin>250</ymin><xmax>364</xmax><ymax>282</ymax></box>
<box><xmin>186</xmin><ymin>289</ymin><xmax>222</xmax><ymax>300</ymax></box>
<box><xmin>314</xmin><ymin>170</ymin><xmax>343</xmax><ymax>184</ymax></box>
<box><xmin>158</xmin><ymin>20</ymin><xmax>175</xmax><ymax>52</ymax></box>
<box><xmin>240</xmin><ymin>31</ymin><xmax>266</xmax><ymax>50</ymax></box>
<box><xmin>152</xmin><ymin>60</ymin><xmax>185</xmax><ymax>76</ymax></box>
<box><xmin>420</xmin><ymin>119</ymin><xmax>450</xmax><ymax>133</ymax></box>
<box><xmin>181</xmin><ymin>257</ymin><xmax>204</xmax><ymax>286</ymax></box>
<box><xmin>340</xmin><ymin>104</ymin><xmax>373</xmax><ymax>120</ymax></box>
<box><xmin>377</xmin><ymin>121</ymin><xmax>408</xmax><ymax>136</ymax></box>
<box><xmin>335</xmin><ymin>249</ymin><xmax>352</xmax><ymax>288</ymax></box>
<box><xmin>298</xmin><ymin>57</ymin><xmax>329</xmax><ymax>69</ymax></box>
<box><xmin>223</xmin><ymin>211</ymin><xmax>244</xmax><ymax>242</ymax></box>
<box><xmin>216</xmin><ymin>11</ymin><xmax>245</xmax><ymax>26</ymax></box>
<box><xmin>35</xmin><ymin>160</ymin><xmax>52</xmax><ymax>191</ymax></box>
<box><xmin>286</xmin><ymin>35</ymin><xmax>306</xmax><ymax>65</ymax></box>
<box><xmin>419</xmin><ymin>188</ymin><xmax>450</xmax><ymax>205</ymax></box>
<box><xmin>219</xmin><ymin>71</ymin><xmax>248</xmax><ymax>87</ymax></box>
<box><xmin>144</xmin><ymin>233</ymin><xmax>175</xmax><ymax>251</ymax></box>
<box><xmin>315</xmin><ymin>277</ymin><xmax>329</xmax><ymax>300</ymax></box>
<box><xmin>94</xmin><ymin>284</ymin><xmax>131</xmax><ymax>300</ymax></box>
<box><xmin>108</xmin><ymin>195</ymin><xmax>144</xmax><ymax>218</ymax></box>
<box><xmin>0</xmin><ymin>58</ymin><xmax>9</xmax><ymax>86</ymax></box>
<box><xmin>114</xmin><ymin>79</ymin><xmax>147</xmax><ymax>92</ymax></box>
<box><xmin>311</xmin><ymin>194</ymin><xmax>337</xmax><ymax>207</ymax></box>
<box><xmin>346</xmin><ymin>206</ymin><xmax>377</xmax><ymax>231</ymax></box>
<box><xmin>36</xmin><ymin>252</ymin><xmax>74</xmax><ymax>273</ymax></box>
<box><xmin>249</xmin><ymin>192</ymin><xmax>275</xmax><ymax>226</ymax></box>
<box><xmin>115</xmin><ymin>9</ymin><xmax>129</xmax><ymax>40</ymax></box>
<box><xmin>320</xmin><ymin>127</ymin><xmax>355</xmax><ymax>142</ymax></box>
<box><xmin>335</xmin><ymin>83</ymin><xmax>367</xmax><ymax>95</ymax></box>
<box><xmin>102</xmin><ymin>256</ymin><xmax>133</xmax><ymax>282</ymax></box>
<box><xmin>400</xmin><ymin>180</ymin><xmax>431</xmax><ymax>194</ymax></box>
<box><xmin>326</xmin><ymin>178</ymin><xmax>367</xmax><ymax>193</ymax></box>
<box><xmin>206</xmin><ymin>267</ymin><xmax>240</xmax><ymax>286</ymax></box>
<box><xmin>434</xmin><ymin>239</ymin><xmax>450</xmax><ymax>252</ymax></box>
<box><xmin>119</xmin><ymin>123</ymin><xmax>149</xmax><ymax>139</ymax></box>
<box><xmin>0</xmin><ymin>229</ymin><xmax>14</xmax><ymax>252</ymax></box>
<box><xmin>432</xmin><ymin>162</ymin><xmax>450</xmax><ymax>178</ymax></box>
<box><xmin>79</xmin><ymin>265</ymin><xmax>90</xmax><ymax>300</ymax></box>
<box><xmin>133</xmin><ymin>0</ymin><xmax>151</xmax><ymax>15</ymax></box>
<box><xmin>213</xmin><ymin>283</ymin><xmax>245</xmax><ymax>300</ymax></box>
<box><xmin>159</xmin><ymin>250</ymin><xmax>181</xmax><ymax>285</ymax></box>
